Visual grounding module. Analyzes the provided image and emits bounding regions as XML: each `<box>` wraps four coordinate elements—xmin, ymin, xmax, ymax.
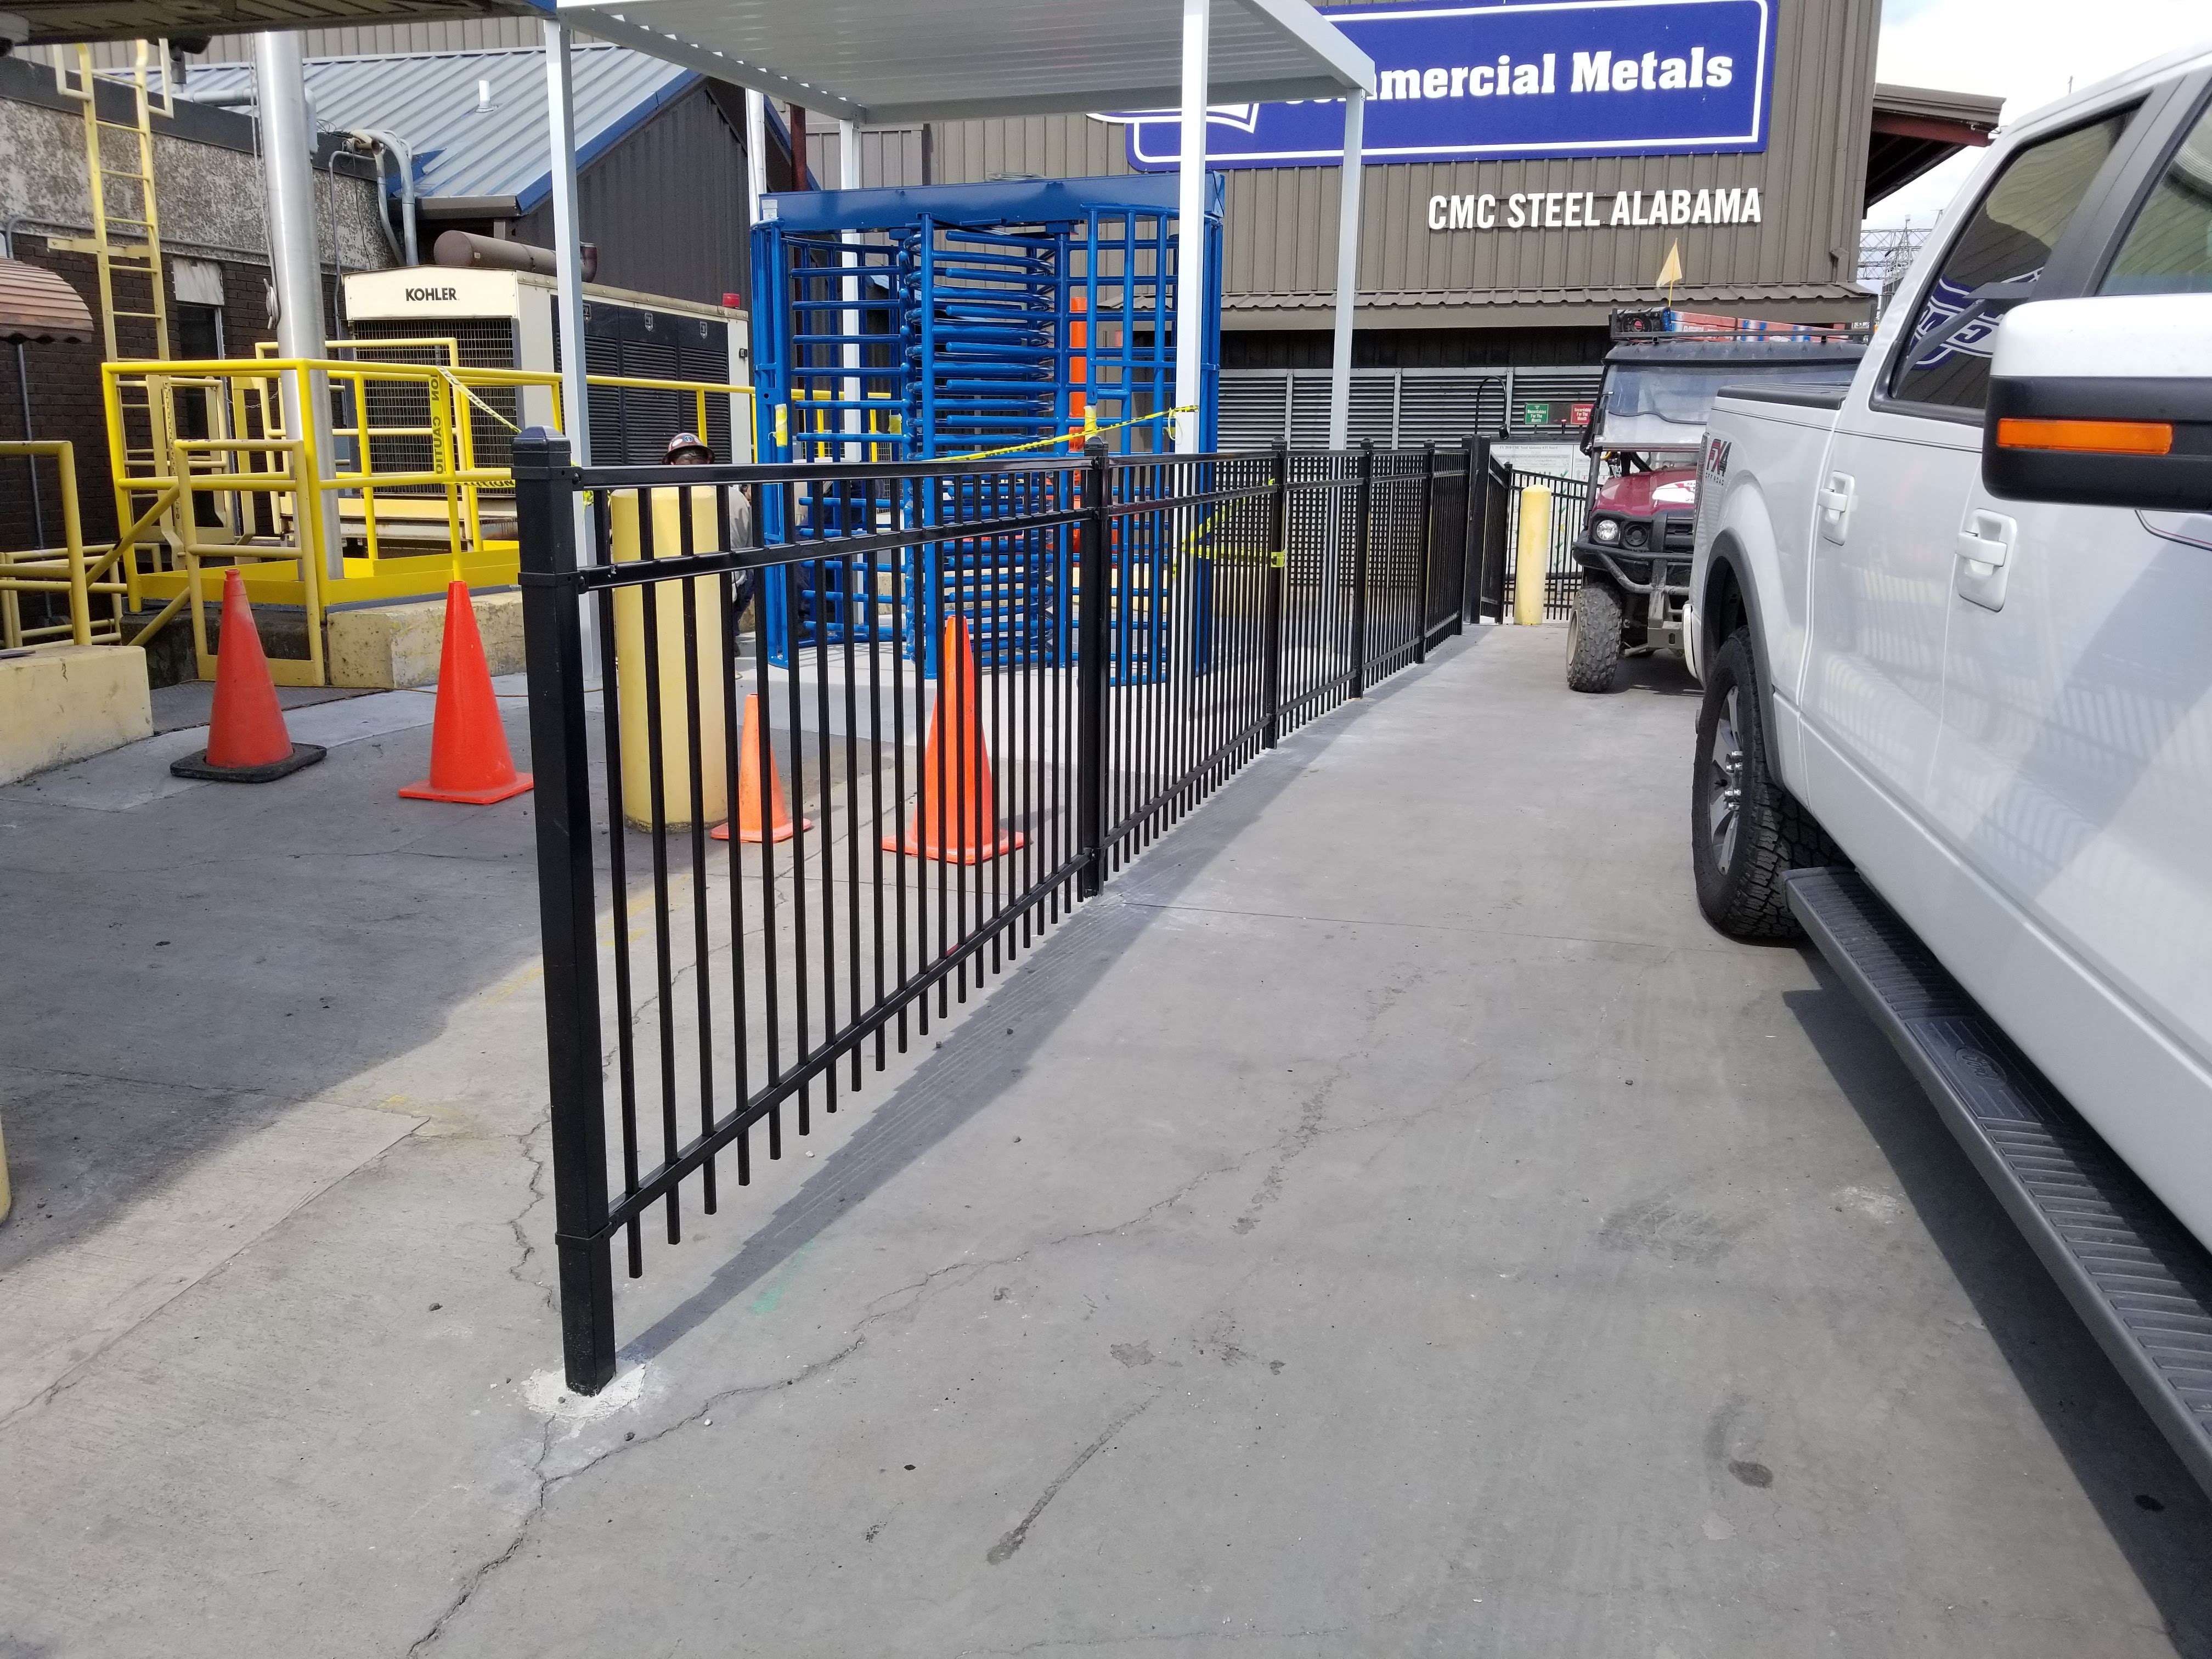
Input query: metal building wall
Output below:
<box><xmin>515</xmin><ymin>82</ymin><xmax>749</xmax><ymax>308</ymax></box>
<box><xmin>929</xmin><ymin>0</ymin><xmax>1880</xmax><ymax>327</ymax></box>
<box><xmin>810</xmin><ymin>119</ymin><xmax>926</xmax><ymax>189</ymax></box>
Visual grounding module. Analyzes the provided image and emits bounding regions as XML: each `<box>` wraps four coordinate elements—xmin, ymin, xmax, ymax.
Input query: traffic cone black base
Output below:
<box><xmin>171</xmin><ymin>743</ymin><xmax>326</xmax><ymax>783</ymax></box>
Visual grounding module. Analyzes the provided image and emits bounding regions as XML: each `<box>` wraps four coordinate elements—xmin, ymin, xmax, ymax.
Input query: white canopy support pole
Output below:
<box><xmin>543</xmin><ymin>20</ymin><xmax>598</xmax><ymax>677</ymax></box>
<box><xmin>1173</xmin><ymin>0</ymin><xmax>1210</xmax><ymax>455</ymax></box>
<box><xmin>1327</xmin><ymin>90</ymin><xmax>1365</xmax><ymax>451</ymax></box>
<box><xmin>744</xmin><ymin>89</ymin><xmax>768</xmax><ymax>226</ymax></box>
<box><xmin>545</xmin><ymin>20</ymin><xmax>590</xmax><ymax>470</ymax></box>
<box><xmin>743</xmin><ymin>90</ymin><xmax>768</xmax><ymax>464</ymax></box>
<box><xmin>255</xmin><ymin>31</ymin><xmax>342</xmax><ymax>577</ymax></box>
<box><xmin>839</xmin><ymin>117</ymin><xmax>861</xmax><ymax>463</ymax></box>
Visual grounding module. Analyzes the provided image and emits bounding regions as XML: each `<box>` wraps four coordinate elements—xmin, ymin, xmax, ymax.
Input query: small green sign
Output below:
<box><xmin>1522</xmin><ymin>400</ymin><xmax>1552</xmax><ymax>427</ymax></box>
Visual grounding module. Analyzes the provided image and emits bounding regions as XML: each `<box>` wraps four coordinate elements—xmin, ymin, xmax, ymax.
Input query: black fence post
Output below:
<box><xmin>1460</xmin><ymin>435</ymin><xmax>1483</xmax><ymax>633</ymax></box>
<box><xmin>1415</xmin><ymin>441</ymin><xmax>1437</xmax><ymax>664</ymax></box>
<box><xmin>1261</xmin><ymin>438</ymin><xmax>1288</xmax><ymax>749</ymax></box>
<box><xmin>1076</xmin><ymin>437</ymin><xmax>1110</xmax><ymax>898</ymax></box>
<box><xmin>1348</xmin><ymin>439</ymin><xmax>1373</xmax><ymax>698</ymax></box>
<box><xmin>515</xmin><ymin>426</ymin><xmax>617</xmax><ymax>1397</ymax></box>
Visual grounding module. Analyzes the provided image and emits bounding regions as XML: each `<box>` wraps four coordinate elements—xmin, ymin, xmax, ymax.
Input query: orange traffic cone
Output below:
<box><xmin>170</xmin><ymin>568</ymin><xmax>326</xmax><ymax>782</ymax></box>
<box><xmin>710</xmin><ymin>695</ymin><xmax>809</xmax><ymax>843</ymax></box>
<box><xmin>884</xmin><ymin>614</ymin><xmax>1024</xmax><ymax>863</ymax></box>
<box><xmin>399</xmin><ymin>582</ymin><xmax>533</xmax><ymax>805</ymax></box>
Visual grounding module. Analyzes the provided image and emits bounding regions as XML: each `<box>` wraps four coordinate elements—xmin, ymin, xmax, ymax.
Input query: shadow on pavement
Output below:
<box><xmin>619</xmin><ymin>633</ymin><xmax>1482</xmax><ymax>1367</ymax></box>
<box><xmin>1786</xmin><ymin>950</ymin><xmax>2212</xmax><ymax>1658</ymax></box>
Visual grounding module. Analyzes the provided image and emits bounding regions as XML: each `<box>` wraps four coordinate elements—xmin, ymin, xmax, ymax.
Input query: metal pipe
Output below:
<box><xmin>255</xmin><ymin>31</ymin><xmax>341</xmax><ymax>575</ymax></box>
<box><xmin>349</xmin><ymin>128</ymin><xmax>417</xmax><ymax>264</ymax></box>
<box><xmin>347</xmin><ymin>126</ymin><xmax>416</xmax><ymax>264</ymax></box>
<box><xmin>1173</xmin><ymin>0</ymin><xmax>1210</xmax><ymax>455</ymax></box>
<box><xmin>1328</xmin><ymin>91</ymin><xmax>1365</xmax><ymax>450</ymax></box>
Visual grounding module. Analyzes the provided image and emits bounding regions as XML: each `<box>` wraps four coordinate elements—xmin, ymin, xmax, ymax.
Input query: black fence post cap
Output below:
<box><xmin>513</xmin><ymin>425</ymin><xmax>572</xmax><ymax>478</ymax></box>
<box><xmin>1084</xmin><ymin>436</ymin><xmax>1109</xmax><ymax>457</ymax></box>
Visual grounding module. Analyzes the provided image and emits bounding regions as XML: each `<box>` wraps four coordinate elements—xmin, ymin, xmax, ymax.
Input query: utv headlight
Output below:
<box><xmin>1592</xmin><ymin>517</ymin><xmax>1621</xmax><ymax>544</ymax></box>
<box><xmin>1623</xmin><ymin>524</ymin><xmax>1650</xmax><ymax>549</ymax></box>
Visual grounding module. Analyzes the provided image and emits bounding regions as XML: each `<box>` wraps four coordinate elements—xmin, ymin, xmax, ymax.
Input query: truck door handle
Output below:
<box><xmin>1818</xmin><ymin>472</ymin><xmax>1855</xmax><ymax>541</ymax></box>
<box><xmin>1954</xmin><ymin>510</ymin><xmax>2017</xmax><ymax>612</ymax></box>
<box><xmin>1955</xmin><ymin>515</ymin><xmax>2012</xmax><ymax>568</ymax></box>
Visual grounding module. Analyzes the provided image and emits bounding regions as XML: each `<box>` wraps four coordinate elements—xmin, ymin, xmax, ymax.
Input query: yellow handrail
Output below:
<box><xmin>0</xmin><ymin>441</ymin><xmax>110</xmax><ymax>648</ymax></box>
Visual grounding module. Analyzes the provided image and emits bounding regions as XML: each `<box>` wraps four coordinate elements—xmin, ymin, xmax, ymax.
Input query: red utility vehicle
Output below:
<box><xmin>1565</xmin><ymin>309</ymin><xmax>1865</xmax><ymax>691</ymax></box>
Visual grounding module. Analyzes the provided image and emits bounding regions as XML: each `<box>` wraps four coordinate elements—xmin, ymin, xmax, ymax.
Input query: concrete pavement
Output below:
<box><xmin>3</xmin><ymin>625</ymin><xmax>2209</xmax><ymax>1656</ymax></box>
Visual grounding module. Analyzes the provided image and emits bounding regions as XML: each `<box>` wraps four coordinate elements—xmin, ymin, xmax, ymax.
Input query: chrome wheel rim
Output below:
<box><xmin>1706</xmin><ymin>688</ymin><xmax>1745</xmax><ymax>873</ymax></box>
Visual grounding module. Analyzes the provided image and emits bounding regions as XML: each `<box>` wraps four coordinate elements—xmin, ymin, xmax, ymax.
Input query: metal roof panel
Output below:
<box><xmin>180</xmin><ymin>42</ymin><xmax>697</xmax><ymax>212</ymax></box>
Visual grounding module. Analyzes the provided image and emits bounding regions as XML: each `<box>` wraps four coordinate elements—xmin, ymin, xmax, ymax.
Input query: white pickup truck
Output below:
<box><xmin>1686</xmin><ymin>42</ymin><xmax>2212</xmax><ymax>1486</ymax></box>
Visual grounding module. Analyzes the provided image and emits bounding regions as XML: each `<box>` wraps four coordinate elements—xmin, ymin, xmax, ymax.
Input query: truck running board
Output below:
<box><xmin>1787</xmin><ymin>867</ymin><xmax>2212</xmax><ymax>1494</ymax></box>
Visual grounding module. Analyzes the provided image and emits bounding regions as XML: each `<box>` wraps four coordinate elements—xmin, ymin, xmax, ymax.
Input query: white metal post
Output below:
<box><xmin>543</xmin><ymin>20</ymin><xmax>598</xmax><ymax>678</ymax></box>
<box><xmin>1327</xmin><ymin>91</ymin><xmax>1365</xmax><ymax>451</ymax></box>
<box><xmin>255</xmin><ymin>31</ymin><xmax>342</xmax><ymax>576</ymax></box>
<box><xmin>1173</xmin><ymin>0</ymin><xmax>1210</xmax><ymax>455</ymax></box>
<box><xmin>744</xmin><ymin>90</ymin><xmax>768</xmax><ymax>227</ymax></box>
<box><xmin>840</xmin><ymin>117</ymin><xmax>861</xmax><ymax>463</ymax></box>
<box><xmin>744</xmin><ymin>90</ymin><xmax>769</xmax><ymax>465</ymax></box>
<box><xmin>544</xmin><ymin>21</ymin><xmax>591</xmax><ymax>469</ymax></box>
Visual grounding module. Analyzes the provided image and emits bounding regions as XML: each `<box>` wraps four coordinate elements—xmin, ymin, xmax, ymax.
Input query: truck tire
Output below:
<box><xmin>1691</xmin><ymin>628</ymin><xmax>1837</xmax><ymax>939</ymax></box>
<box><xmin>1566</xmin><ymin>580</ymin><xmax>1624</xmax><ymax>692</ymax></box>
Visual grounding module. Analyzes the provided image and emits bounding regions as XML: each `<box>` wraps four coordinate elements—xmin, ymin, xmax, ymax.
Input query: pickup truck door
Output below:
<box><xmin>1801</xmin><ymin>108</ymin><xmax>2137</xmax><ymax>897</ymax></box>
<box><xmin>1929</xmin><ymin>87</ymin><xmax>2212</xmax><ymax>1229</ymax></box>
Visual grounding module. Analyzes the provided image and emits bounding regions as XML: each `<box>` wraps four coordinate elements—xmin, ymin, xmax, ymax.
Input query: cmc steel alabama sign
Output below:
<box><xmin>1108</xmin><ymin>0</ymin><xmax>1774</xmax><ymax>168</ymax></box>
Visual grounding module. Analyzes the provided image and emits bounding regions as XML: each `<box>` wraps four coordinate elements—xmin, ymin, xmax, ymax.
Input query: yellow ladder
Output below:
<box><xmin>53</xmin><ymin>42</ymin><xmax>173</xmax><ymax>364</ymax></box>
<box><xmin>54</xmin><ymin>42</ymin><xmax>184</xmax><ymax>601</ymax></box>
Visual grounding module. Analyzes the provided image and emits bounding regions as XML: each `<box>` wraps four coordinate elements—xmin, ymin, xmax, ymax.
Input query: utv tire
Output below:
<box><xmin>1566</xmin><ymin>580</ymin><xmax>1624</xmax><ymax>692</ymax></box>
<box><xmin>1691</xmin><ymin>627</ymin><xmax>1838</xmax><ymax>940</ymax></box>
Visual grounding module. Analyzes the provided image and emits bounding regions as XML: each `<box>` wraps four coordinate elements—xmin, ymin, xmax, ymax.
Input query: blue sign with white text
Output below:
<box><xmin>1110</xmin><ymin>0</ymin><xmax>1773</xmax><ymax>169</ymax></box>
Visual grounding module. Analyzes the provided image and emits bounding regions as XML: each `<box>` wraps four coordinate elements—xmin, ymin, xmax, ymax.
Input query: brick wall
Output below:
<box><xmin>0</xmin><ymin>240</ymin><xmax>349</xmax><ymax>555</ymax></box>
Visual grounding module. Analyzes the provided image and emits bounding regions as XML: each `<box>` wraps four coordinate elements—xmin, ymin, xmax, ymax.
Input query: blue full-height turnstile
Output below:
<box><xmin>749</xmin><ymin>174</ymin><xmax>1223</xmax><ymax>676</ymax></box>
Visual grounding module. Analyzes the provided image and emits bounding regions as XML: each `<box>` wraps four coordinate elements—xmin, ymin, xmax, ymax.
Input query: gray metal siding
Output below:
<box><xmin>813</xmin><ymin>120</ymin><xmax>927</xmax><ymax>189</ymax></box>
<box><xmin>930</xmin><ymin>0</ymin><xmax>1880</xmax><ymax>320</ymax></box>
<box><xmin>515</xmin><ymin>83</ymin><xmax>748</xmax><ymax>308</ymax></box>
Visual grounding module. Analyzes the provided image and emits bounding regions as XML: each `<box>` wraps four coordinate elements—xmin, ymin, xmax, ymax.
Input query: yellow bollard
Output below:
<box><xmin>611</xmin><ymin>487</ymin><xmax>730</xmax><ymax>831</ymax></box>
<box><xmin>1514</xmin><ymin>484</ymin><xmax>1552</xmax><ymax>627</ymax></box>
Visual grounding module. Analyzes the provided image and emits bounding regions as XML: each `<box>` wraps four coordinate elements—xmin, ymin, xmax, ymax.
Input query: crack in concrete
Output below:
<box><xmin>406</xmin><ymin>1335</ymin><xmax>869</xmax><ymax>1654</ymax></box>
<box><xmin>985</xmin><ymin>1393</ymin><xmax>1155</xmax><ymax>1565</ymax></box>
<box><xmin>505</xmin><ymin>1121</ymin><xmax>556</xmax><ymax>1313</ymax></box>
<box><xmin>853</xmin><ymin>1154</ymin><xmax>1242</xmax><ymax>1336</ymax></box>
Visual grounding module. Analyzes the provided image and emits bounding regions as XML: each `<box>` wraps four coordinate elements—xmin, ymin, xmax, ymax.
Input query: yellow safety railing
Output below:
<box><xmin>0</xmin><ymin>441</ymin><xmax>128</xmax><ymax>648</ymax></box>
<box><xmin>96</xmin><ymin>351</ymin><xmax>754</xmax><ymax>683</ymax></box>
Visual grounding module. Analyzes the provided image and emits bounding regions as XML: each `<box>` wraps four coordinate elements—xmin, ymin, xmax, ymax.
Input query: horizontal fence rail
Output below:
<box><xmin>515</xmin><ymin>430</ymin><xmax>1500</xmax><ymax>1390</ymax></box>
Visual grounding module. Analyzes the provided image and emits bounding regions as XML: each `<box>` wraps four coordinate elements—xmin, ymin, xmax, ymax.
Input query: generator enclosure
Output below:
<box><xmin>341</xmin><ymin>267</ymin><xmax>751</xmax><ymax>470</ymax></box>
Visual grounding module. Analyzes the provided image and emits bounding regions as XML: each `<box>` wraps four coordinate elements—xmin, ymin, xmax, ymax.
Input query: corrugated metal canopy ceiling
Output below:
<box><xmin>550</xmin><ymin>0</ymin><xmax>1373</xmax><ymax>125</ymax></box>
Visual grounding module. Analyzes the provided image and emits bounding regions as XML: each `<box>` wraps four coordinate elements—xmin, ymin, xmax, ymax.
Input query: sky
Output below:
<box><xmin>1866</xmin><ymin>0</ymin><xmax>2211</xmax><ymax>229</ymax></box>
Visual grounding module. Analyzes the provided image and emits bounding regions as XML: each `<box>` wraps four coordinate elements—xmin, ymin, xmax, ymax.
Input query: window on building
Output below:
<box><xmin>2101</xmin><ymin>95</ymin><xmax>2212</xmax><ymax>295</ymax></box>
<box><xmin>1889</xmin><ymin>109</ymin><xmax>2132</xmax><ymax>411</ymax></box>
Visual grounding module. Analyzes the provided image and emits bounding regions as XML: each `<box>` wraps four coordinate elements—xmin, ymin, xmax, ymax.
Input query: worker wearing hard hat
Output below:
<box><xmin>665</xmin><ymin>431</ymin><xmax>757</xmax><ymax>620</ymax></box>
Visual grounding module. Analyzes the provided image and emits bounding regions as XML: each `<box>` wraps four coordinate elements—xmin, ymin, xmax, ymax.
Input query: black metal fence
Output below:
<box><xmin>516</xmin><ymin>431</ymin><xmax>1496</xmax><ymax>1390</ymax></box>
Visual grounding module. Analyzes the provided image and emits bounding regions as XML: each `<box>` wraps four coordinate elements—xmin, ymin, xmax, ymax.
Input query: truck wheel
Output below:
<box><xmin>1691</xmin><ymin>628</ymin><xmax>1837</xmax><ymax>939</ymax></box>
<box><xmin>1566</xmin><ymin>580</ymin><xmax>1624</xmax><ymax>692</ymax></box>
